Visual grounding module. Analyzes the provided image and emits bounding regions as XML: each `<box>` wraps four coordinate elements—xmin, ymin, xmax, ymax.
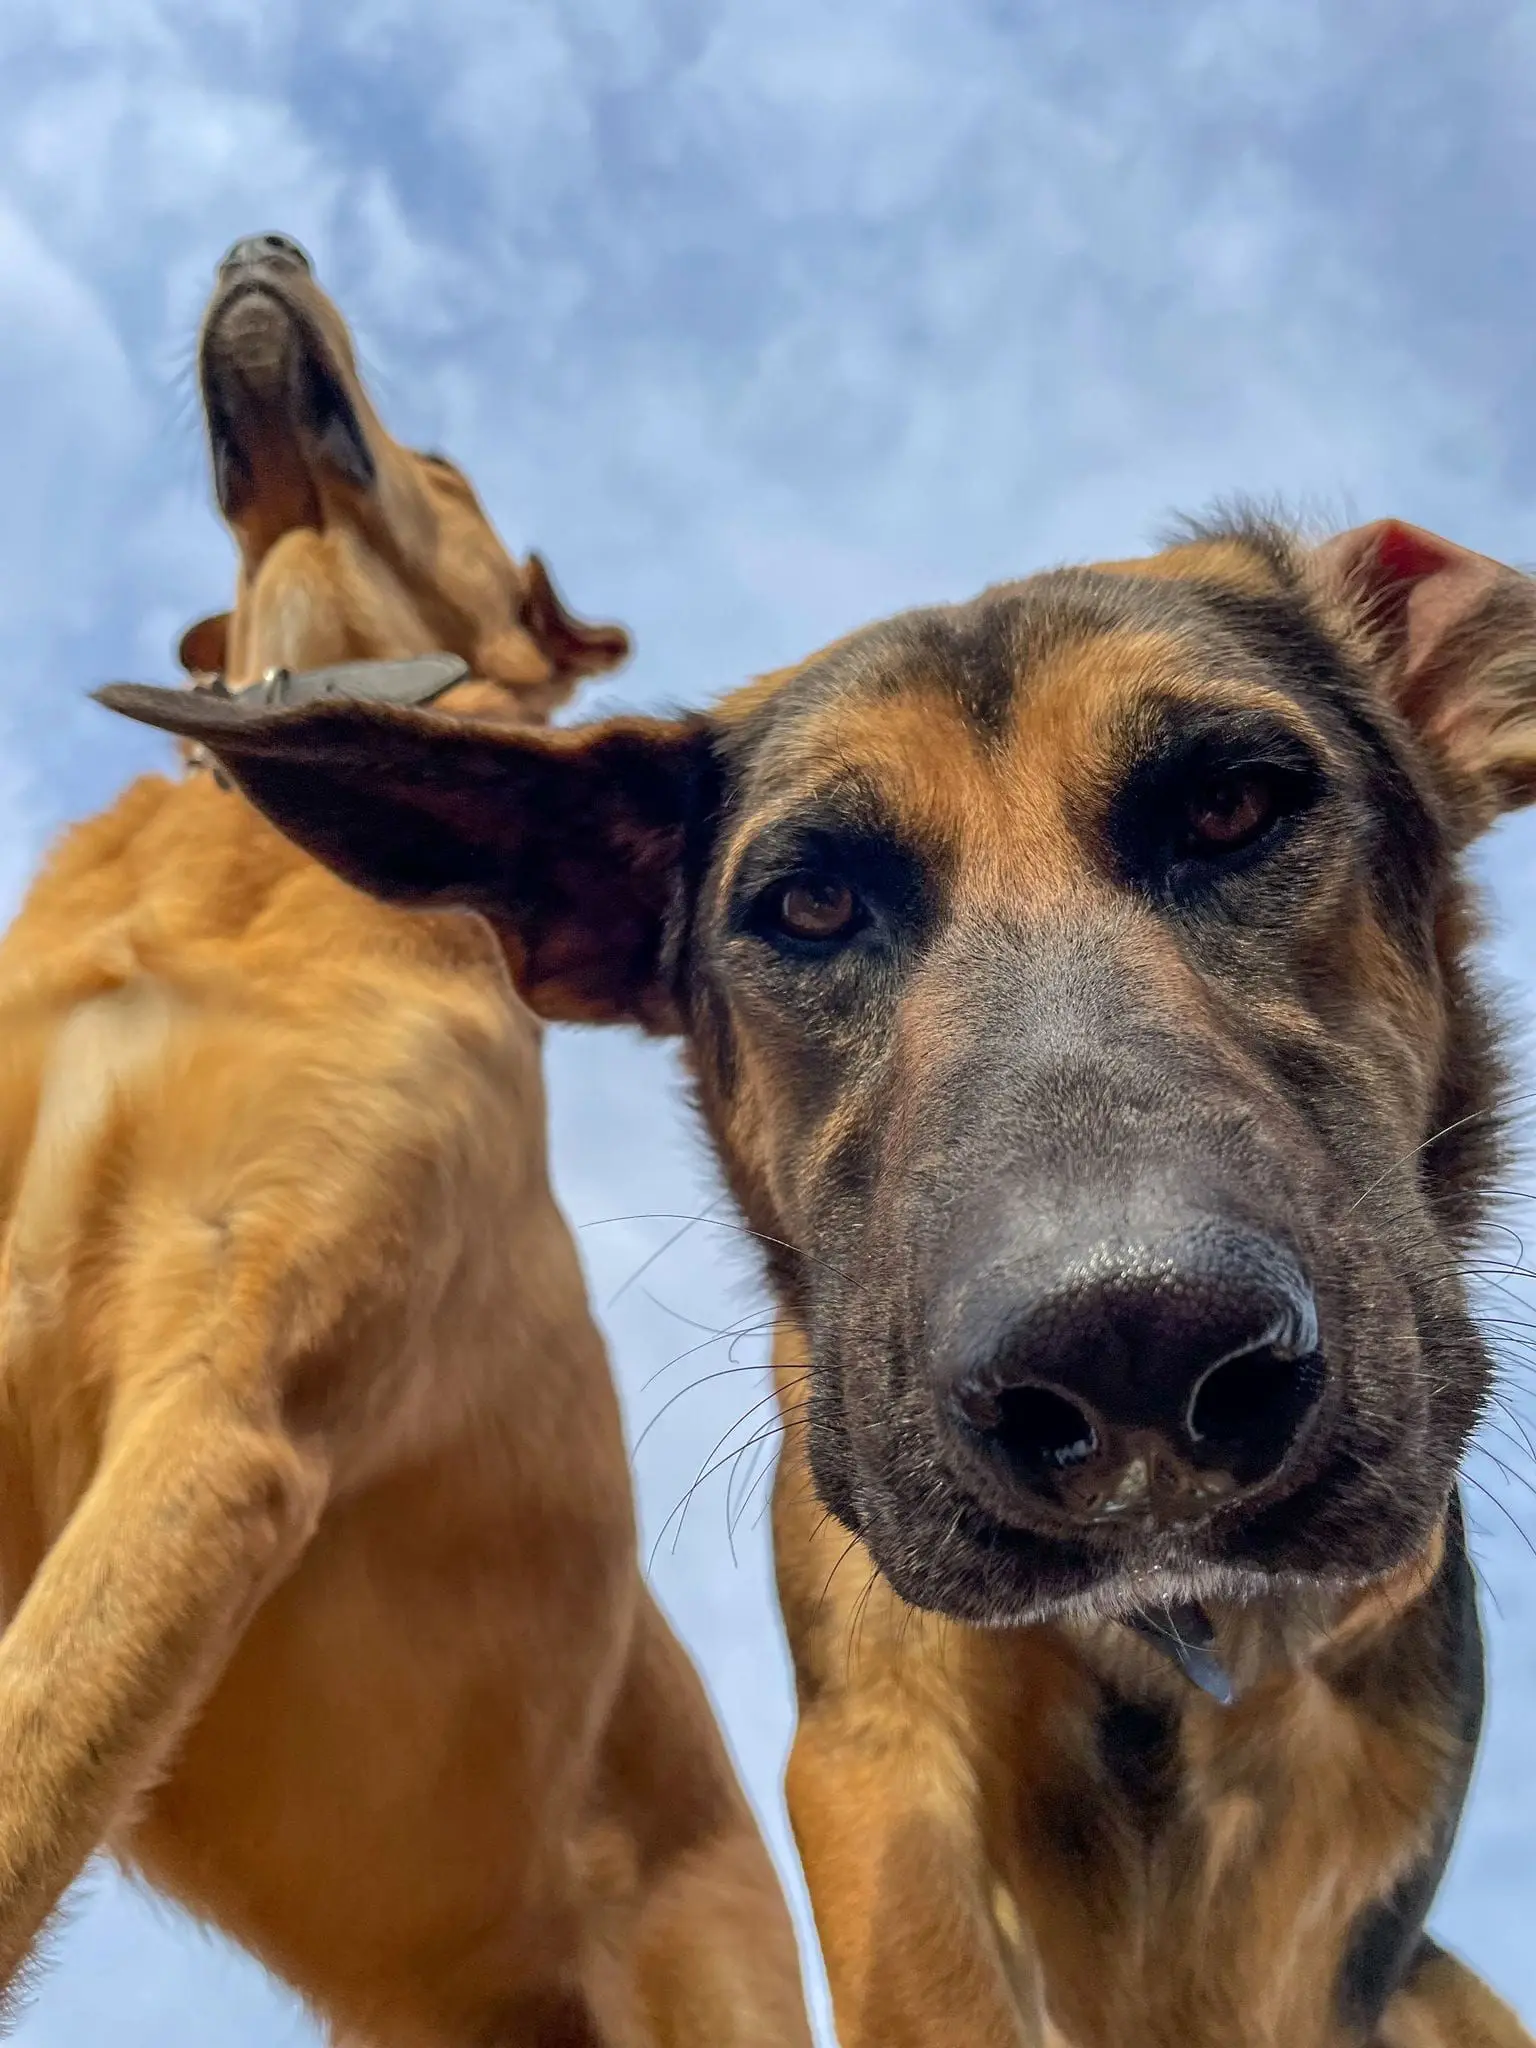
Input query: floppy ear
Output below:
<box><xmin>178</xmin><ymin>612</ymin><xmax>230</xmax><ymax>677</ymax></box>
<box><xmin>520</xmin><ymin>554</ymin><xmax>631</xmax><ymax>680</ymax></box>
<box><xmin>1313</xmin><ymin>519</ymin><xmax>1536</xmax><ymax>841</ymax></box>
<box><xmin>93</xmin><ymin>685</ymin><xmax>716</xmax><ymax>1032</ymax></box>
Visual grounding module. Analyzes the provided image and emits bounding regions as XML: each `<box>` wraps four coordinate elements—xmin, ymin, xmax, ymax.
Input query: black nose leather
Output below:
<box><xmin>942</xmin><ymin>1223</ymin><xmax>1323</xmax><ymax>1530</ymax></box>
<box><xmin>219</xmin><ymin>233</ymin><xmax>312</xmax><ymax>275</ymax></box>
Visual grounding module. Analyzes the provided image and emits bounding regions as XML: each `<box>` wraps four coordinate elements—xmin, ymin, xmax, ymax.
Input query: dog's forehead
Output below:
<box><xmin>715</xmin><ymin>535</ymin><xmax>1310</xmax><ymax>825</ymax></box>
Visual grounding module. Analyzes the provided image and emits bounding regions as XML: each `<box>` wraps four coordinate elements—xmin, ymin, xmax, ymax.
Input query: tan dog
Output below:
<box><xmin>109</xmin><ymin>514</ymin><xmax>1536</xmax><ymax>2046</ymax></box>
<box><xmin>0</xmin><ymin>232</ymin><xmax>811</xmax><ymax>2048</ymax></box>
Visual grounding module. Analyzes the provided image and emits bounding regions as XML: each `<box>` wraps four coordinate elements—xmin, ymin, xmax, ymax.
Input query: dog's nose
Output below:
<box><xmin>219</xmin><ymin>233</ymin><xmax>312</xmax><ymax>276</ymax></box>
<box><xmin>940</xmin><ymin>1223</ymin><xmax>1324</xmax><ymax>1530</ymax></box>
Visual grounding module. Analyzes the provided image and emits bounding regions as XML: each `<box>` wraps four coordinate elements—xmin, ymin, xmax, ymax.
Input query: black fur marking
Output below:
<box><xmin>1034</xmin><ymin>1782</ymin><xmax>1108</xmax><ymax>1874</ymax></box>
<box><xmin>1334</xmin><ymin>1498</ymin><xmax>1485</xmax><ymax>2034</ymax></box>
<box><xmin>1097</xmin><ymin>1690</ymin><xmax>1180</xmax><ymax>1836</ymax></box>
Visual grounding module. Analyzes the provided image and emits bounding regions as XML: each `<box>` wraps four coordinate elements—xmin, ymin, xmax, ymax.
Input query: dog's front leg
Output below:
<box><xmin>1376</xmin><ymin>1940</ymin><xmax>1533</xmax><ymax>2047</ymax></box>
<box><xmin>0</xmin><ymin>1372</ymin><xmax>326</xmax><ymax>2000</ymax></box>
<box><xmin>772</xmin><ymin>1328</ymin><xmax>1051</xmax><ymax>2048</ymax></box>
<box><xmin>786</xmin><ymin>1705</ymin><xmax>1051</xmax><ymax>2048</ymax></box>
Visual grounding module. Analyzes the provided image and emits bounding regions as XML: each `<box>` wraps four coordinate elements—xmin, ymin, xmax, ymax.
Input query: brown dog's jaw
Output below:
<box><xmin>201</xmin><ymin>275</ymin><xmax>375</xmax><ymax>533</ymax></box>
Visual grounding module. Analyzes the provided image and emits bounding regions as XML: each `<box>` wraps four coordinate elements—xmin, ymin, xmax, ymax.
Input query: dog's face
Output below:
<box><xmin>180</xmin><ymin>232</ymin><xmax>628</xmax><ymax>715</ymax></box>
<box><xmin>103</xmin><ymin>518</ymin><xmax>1536</xmax><ymax>1628</ymax></box>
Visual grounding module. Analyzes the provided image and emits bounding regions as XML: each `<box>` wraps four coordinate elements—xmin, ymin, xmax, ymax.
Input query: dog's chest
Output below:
<box><xmin>988</xmin><ymin>1659</ymin><xmax>1439</xmax><ymax>2048</ymax></box>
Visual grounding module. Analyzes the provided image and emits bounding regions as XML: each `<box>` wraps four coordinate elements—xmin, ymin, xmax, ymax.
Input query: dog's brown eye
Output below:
<box><xmin>774</xmin><ymin>875</ymin><xmax>860</xmax><ymax>941</ymax></box>
<box><xmin>1183</xmin><ymin>773</ymin><xmax>1276</xmax><ymax>853</ymax></box>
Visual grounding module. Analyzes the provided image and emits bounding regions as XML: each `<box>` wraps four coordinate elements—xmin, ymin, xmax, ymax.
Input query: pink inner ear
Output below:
<box><xmin>1373</xmin><ymin>520</ymin><xmax>1459</xmax><ymax>589</ymax></box>
<box><xmin>1316</xmin><ymin>515</ymin><xmax>1536</xmax><ymax>833</ymax></box>
<box><xmin>1321</xmin><ymin>518</ymin><xmax>1507</xmax><ymax>683</ymax></box>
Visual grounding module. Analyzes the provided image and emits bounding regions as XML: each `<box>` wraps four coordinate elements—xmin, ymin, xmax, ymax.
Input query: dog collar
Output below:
<box><xmin>181</xmin><ymin>654</ymin><xmax>471</xmax><ymax>785</ymax></box>
<box><xmin>194</xmin><ymin>652</ymin><xmax>471</xmax><ymax>712</ymax></box>
<box><xmin>1126</xmin><ymin>1601</ymin><xmax>1237</xmax><ymax>1705</ymax></box>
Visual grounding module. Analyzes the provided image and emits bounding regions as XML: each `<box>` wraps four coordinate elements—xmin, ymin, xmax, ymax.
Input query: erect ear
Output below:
<box><xmin>1313</xmin><ymin>519</ymin><xmax>1536</xmax><ymax>840</ymax></box>
<box><xmin>92</xmin><ymin>684</ymin><xmax>717</xmax><ymax>1032</ymax></box>
<box><xmin>178</xmin><ymin>612</ymin><xmax>230</xmax><ymax>677</ymax></box>
<box><xmin>519</xmin><ymin>554</ymin><xmax>631</xmax><ymax>679</ymax></box>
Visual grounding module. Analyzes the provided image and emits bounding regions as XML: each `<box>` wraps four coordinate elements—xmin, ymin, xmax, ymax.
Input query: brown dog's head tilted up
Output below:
<box><xmin>181</xmin><ymin>231</ymin><xmax>629</xmax><ymax>717</ymax></box>
<box><xmin>102</xmin><ymin>517</ymin><xmax>1535</xmax><ymax>1639</ymax></box>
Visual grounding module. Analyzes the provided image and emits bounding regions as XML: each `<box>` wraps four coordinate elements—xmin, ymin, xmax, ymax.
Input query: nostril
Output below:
<box><xmin>261</xmin><ymin>233</ymin><xmax>309</xmax><ymax>265</ymax></box>
<box><xmin>1186</xmin><ymin>1344</ymin><xmax>1324</xmax><ymax>1485</ymax></box>
<box><xmin>987</xmin><ymin>1384</ymin><xmax>1099</xmax><ymax>1479</ymax></box>
<box><xmin>220</xmin><ymin>232</ymin><xmax>313</xmax><ymax>274</ymax></box>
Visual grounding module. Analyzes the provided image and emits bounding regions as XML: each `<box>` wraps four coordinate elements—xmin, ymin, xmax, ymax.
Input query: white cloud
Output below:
<box><xmin>0</xmin><ymin>202</ymin><xmax>144</xmax><ymax>632</ymax></box>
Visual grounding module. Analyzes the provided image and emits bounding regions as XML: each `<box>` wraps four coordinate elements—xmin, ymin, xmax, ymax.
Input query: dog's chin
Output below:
<box><xmin>850</xmin><ymin>1469</ymin><xmax>1383</xmax><ymax>1631</ymax></box>
<box><xmin>201</xmin><ymin>286</ymin><xmax>376</xmax><ymax>520</ymax></box>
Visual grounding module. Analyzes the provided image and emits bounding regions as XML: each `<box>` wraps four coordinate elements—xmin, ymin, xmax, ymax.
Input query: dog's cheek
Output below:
<box><xmin>1302</xmin><ymin>1393</ymin><xmax>1441</xmax><ymax>1580</ymax></box>
<box><xmin>807</xmin><ymin>1264</ymin><xmax>918</xmax><ymax>1542</ymax></box>
<box><xmin>1296</xmin><ymin>1215</ymin><xmax>1449</xmax><ymax>1569</ymax></box>
<box><xmin>804</xmin><ymin>1356</ymin><xmax>863</xmax><ymax>1537</ymax></box>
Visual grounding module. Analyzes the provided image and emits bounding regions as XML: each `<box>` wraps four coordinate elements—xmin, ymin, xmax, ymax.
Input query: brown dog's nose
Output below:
<box><xmin>941</xmin><ymin>1223</ymin><xmax>1324</xmax><ymax>1531</ymax></box>
<box><xmin>219</xmin><ymin>233</ymin><xmax>312</xmax><ymax>275</ymax></box>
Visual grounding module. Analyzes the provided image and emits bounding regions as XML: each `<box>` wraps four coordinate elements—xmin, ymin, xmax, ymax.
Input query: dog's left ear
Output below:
<box><xmin>1314</xmin><ymin>519</ymin><xmax>1536</xmax><ymax>840</ymax></box>
<box><xmin>92</xmin><ymin>685</ymin><xmax>714</xmax><ymax>1032</ymax></box>
<box><xmin>178</xmin><ymin>612</ymin><xmax>230</xmax><ymax>677</ymax></box>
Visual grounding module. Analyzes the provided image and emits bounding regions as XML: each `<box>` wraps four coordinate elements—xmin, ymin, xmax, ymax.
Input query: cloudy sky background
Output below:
<box><xmin>4</xmin><ymin>0</ymin><xmax>1536</xmax><ymax>2037</ymax></box>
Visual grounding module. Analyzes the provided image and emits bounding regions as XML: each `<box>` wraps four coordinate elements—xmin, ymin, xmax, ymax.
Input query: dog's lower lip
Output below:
<box><xmin>203</xmin><ymin>284</ymin><xmax>299</xmax><ymax>386</ymax></box>
<box><xmin>898</xmin><ymin>1479</ymin><xmax>1308</xmax><ymax>1626</ymax></box>
<box><xmin>199</xmin><ymin>297</ymin><xmax>375</xmax><ymax>508</ymax></box>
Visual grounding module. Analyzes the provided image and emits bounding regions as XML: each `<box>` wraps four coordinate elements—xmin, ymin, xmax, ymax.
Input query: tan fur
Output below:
<box><xmin>0</xmin><ymin>250</ymin><xmax>810</xmax><ymax>2045</ymax></box>
<box><xmin>1380</xmin><ymin>1951</ymin><xmax>1533</xmax><ymax>2048</ymax></box>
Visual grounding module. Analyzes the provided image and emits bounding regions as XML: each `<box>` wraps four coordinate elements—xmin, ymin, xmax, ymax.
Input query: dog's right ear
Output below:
<box><xmin>520</xmin><ymin>555</ymin><xmax>631</xmax><ymax>681</ymax></box>
<box><xmin>93</xmin><ymin>686</ymin><xmax>716</xmax><ymax>1032</ymax></box>
<box><xmin>178</xmin><ymin>613</ymin><xmax>231</xmax><ymax>677</ymax></box>
<box><xmin>1312</xmin><ymin>520</ymin><xmax>1536</xmax><ymax>841</ymax></box>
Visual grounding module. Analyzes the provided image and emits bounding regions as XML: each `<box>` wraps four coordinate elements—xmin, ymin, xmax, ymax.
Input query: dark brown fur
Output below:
<box><xmin>100</xmin><ymin>515</ymin><xmax>1536</xmax><ymax>2045</ymax></box>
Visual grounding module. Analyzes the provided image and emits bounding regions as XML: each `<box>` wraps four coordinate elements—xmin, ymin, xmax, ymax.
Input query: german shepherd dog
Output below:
<box><xmin>104</xmin><ymin>514</ymin><xmax>1536</xmax><ymax>2045</ymax></box>
<box><xmin>0</xmin><ymin>234</ymin><xmax>812</xmax><ymax>2047</ymax></box>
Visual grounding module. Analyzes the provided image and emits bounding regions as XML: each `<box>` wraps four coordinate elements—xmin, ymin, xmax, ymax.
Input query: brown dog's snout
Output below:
<box><xmin>938</xmin><ymin>1220</ymin><xmax>1325</xmax><ymax>1533</ymax></box>
<box><xmin>219</xmin><ymin>232</ymin><xmax>312</xmax><ymax>276</ymax></box>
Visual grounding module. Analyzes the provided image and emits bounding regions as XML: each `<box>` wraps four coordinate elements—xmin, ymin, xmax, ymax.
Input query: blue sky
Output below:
<box><xmin>3</xmin><ymin>0</ymin><xmax>1536</xmax><ymax>2038</ymax></box>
